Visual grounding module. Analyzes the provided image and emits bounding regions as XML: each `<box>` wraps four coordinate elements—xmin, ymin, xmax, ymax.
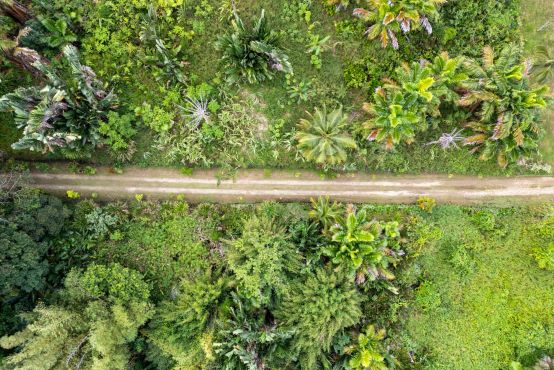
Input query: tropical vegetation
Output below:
<box><xmin>0</xmin><ymin>0</ymin><xmax>553</xmax><ymax>368</ymax></box>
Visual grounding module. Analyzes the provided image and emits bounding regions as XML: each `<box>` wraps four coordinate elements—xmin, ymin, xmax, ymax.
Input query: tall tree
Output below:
<box><xmin>276</xmin><ymin>268</ymin><xmax>362</xmax><ymax>369</ymax></box>
<box><xmin>0</xmin><ymin>263</ymin><xmax>153</xmax><ymax>369</ymax></box>
<box><xmin>226</xmin><ymin>215</ymin><xmax>303</xmax><ymax>307</ymax></box>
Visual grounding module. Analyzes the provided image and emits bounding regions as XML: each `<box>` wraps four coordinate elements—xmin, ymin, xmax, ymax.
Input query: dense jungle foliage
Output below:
<box><xmin>0</xmin><ymin>183</ymin><xmax>553</xmax><ymax>369</ymax></box>
<box><xmin>0</xmin><ymin>0</ymin><xmax>552</xmax><ymax>174</ymax></box>
<box><xmin>1</xmin><ymin>0</ymin><xmax>554</xmax><ymax>369</ymax></box>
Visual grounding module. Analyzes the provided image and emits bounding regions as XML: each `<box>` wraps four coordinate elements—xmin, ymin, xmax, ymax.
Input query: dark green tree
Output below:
<box><xmin>0</xmin><ymin>188</ymin><xmax>67</xmax><ymax>300</ymax></box>
<box><xmin>226</xmin><ymin>215</ymin><xmax>303</xmax><ymax>306</ymax></box>
<box><xmin>213</xmin><ymin>293</ymin><xmax>294</xmax><ymax>369</ymax></box>
<box><xmin>276</xmin><ymin>268</ymin><xmax>363</xmax><ymax>369</ymax></box>
<box><xmin>0</xmin><ymin>263</ymin><xmax>153</xmax><ymax>369</ymax></box>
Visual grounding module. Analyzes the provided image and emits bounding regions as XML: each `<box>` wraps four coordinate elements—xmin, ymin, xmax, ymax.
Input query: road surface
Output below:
<box><xmin>25</xmin><ymin>167</ymin><xmax>554</xmax><ymax>205</ymax></box>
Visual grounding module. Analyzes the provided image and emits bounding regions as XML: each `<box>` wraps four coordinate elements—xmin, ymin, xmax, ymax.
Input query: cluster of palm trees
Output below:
<box><xmin>295</xmin><ymin>47</ymin><xmax>552</xmax><ymax>168</ymax></box>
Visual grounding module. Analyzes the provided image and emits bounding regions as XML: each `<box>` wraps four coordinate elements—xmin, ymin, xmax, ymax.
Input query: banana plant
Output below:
<box><xmin>353</xmin><ymin>0</ymin><xmax>447</xmax><ymax>49</ymax></box>
<box><xmin>324</xmin><ymin>208</ymin><xmax>379</xmax><ymax>269</ymax></box>
<box><xmin>360</xmin><ymin>87</ymin><xmax>424</xmax><ymax>149</ymax></box>
<box><xmin>459</xmin><ymin>46</ymin><xmax>552</xmax><ymax>168</ymax></box>
<box><xmin>532</xmin><ymin>46</ymin><xmax>554</xmax><ymax>84</ymax></box>
<box><xmin>345</xmin><ymin>325</ymin><xmax>399</xmax><ymax>370</ymax></box>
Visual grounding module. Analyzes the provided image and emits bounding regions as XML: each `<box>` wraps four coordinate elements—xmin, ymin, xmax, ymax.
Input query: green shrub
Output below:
<box><xmin>66</xmin><ymin>190</ymin><xmax>81</xmax><ymax>199</ymax></box>
<box><xmin>532</xmin><ymin>243</ymin><xmax>554</xmax><ymax>271</ymax></box>
<box><xmin>343</xmin><ymin>62</ymin><xmax>368</xmax><ymax>88</ymax></box>
<box><xmin>414</xmin><ymin>281</ymin><xmax>442</xmax><ymax>311</ymax></box>
<box><xmin>417</xmin><ymin>196</ymin><xmax>436</xmax><ymax>213</ymax></box>
<box><xmin>471</xmin><ymin>210</ymin><xmax>496</xmax><ymax>232</ymax></box>
<box><xmin>438</xmin><ymin>0</ymin><xmax>521</xmax><ymax>58</ymax></box>
<box><xmin>98</xmin><ymin>111</ymin><xmax>137</xmax><ymax>160</ymax></box>
<box><xmin>217</xmin><ymin>10</ymin><xmax>292</xmax><ymax>84</ymax></box>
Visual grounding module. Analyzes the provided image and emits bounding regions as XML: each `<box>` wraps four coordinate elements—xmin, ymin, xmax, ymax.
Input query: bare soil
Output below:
<box><xmin>27</xmin><ymin>167</ymin><xmax>554</xmax><ymax>205</ymax></box>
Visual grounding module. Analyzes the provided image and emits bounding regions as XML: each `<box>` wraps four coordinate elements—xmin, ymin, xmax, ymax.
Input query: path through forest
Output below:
<box><xmin>26</xmin><ymin>167</ymin><xmax>554</xmax><ymax>205</ymax></box>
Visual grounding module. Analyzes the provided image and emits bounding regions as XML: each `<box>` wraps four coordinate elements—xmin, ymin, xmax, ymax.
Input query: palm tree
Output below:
<box><xmin>532</xmin><ymin>46</ymin><xmax>554</xmax><ymax>84</ymax></box>
<box><xmin>0</xmin><ymin>0</ymin><xmax>32</xmax><ymax>24</ymax></box>
<box><xmin>309</xmin><ymin>196</ymin><xmax>342</xmax><ymax>233</ymax></box>
<box><xmin>459</xmin><ymin>46</ymin><xmax>551</xmax><ymax>168</ymax></box>
<box><xmin>295</xmin><ymin>106</ymin><xmax>357</xmax><ymax>166</ymax></box>
<box><xmin>0</xmin><ymin>45</ymin><xmax>116</xmax><ymax>154</ymax></box>
<box><xmin>353</xmin><ymin>0</ymin><xmax>447</xmax><ymax>49</ymax></box>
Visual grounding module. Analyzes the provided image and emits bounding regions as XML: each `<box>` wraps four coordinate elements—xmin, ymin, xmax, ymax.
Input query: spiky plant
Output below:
<box><xmin>217</xmin><ymin>9</ymin><xmax>292</xmax><ymax>84</ymax></box>
<box><xmin>459</xmin><ymin>46</ymin><xmax>552</xmax><ymax>168</ymax></box>
<box><xmin>353</xmin><ymin>0</ymin><xmax>447</xmax><ymax>49</ymax></box>
<box><xmin>0</xmin><ymin>45</ymin><xmax>116</xmax><ymax>155</ymax></box>
<box><xmin>180</xmin><ymin>97</ymin><xmax>210</xmax><ymax>127</ymax></box>
<box><xmin>295</xmin><ymin>106</ymin><xmax>357</xmax><ymax>166</ymax></box>
<box><xmin>426</xmin><ymin>128</ymin><xmax>464</xmax><ymax>149</ymax></box>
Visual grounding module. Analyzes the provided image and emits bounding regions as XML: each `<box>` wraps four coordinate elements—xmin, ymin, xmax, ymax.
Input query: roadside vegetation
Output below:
<box><xmin>1</xmin><ymin>0</ymin><xmax>554</xmax><ymax>369</ymax></box>
<box><xmin>0</xmin><ymin>182</ymin><xmax>553</xmax><ymax>369</ymax></box>
<box><xmin>0</xmin><ymin>0</ymin><xmax>551</xmax><ymax>175</ymax></box>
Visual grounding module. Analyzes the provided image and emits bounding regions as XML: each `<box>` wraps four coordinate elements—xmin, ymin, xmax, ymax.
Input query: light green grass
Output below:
<box><xmin>399</xmin><ymin>205</ymin><xmax>554</xmax><ymax>369</ymax></box>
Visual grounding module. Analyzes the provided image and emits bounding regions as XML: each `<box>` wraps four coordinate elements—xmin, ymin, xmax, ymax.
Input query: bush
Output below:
<box><xmin>417</xmin><ymin>196</ymin><xmax>436</xmax><ymax>213</ymax></box>
<box><xmin>217</xmin><ymin>10</ymin><xmax>292</xmax><ymax>84</ymax></box>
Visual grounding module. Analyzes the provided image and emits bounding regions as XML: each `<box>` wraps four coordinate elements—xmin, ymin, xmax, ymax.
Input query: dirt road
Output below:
<box><xmin>25</xmin><ymin>167</ymin><xmax>554</xmax><ymax>205</ymax></box>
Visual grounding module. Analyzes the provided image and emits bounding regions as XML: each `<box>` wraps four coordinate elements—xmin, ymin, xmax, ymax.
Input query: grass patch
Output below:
<box><xmin>398</xmin><ymin>205</ymin><xmax>554</xmax><ymax>368</ymax></box>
